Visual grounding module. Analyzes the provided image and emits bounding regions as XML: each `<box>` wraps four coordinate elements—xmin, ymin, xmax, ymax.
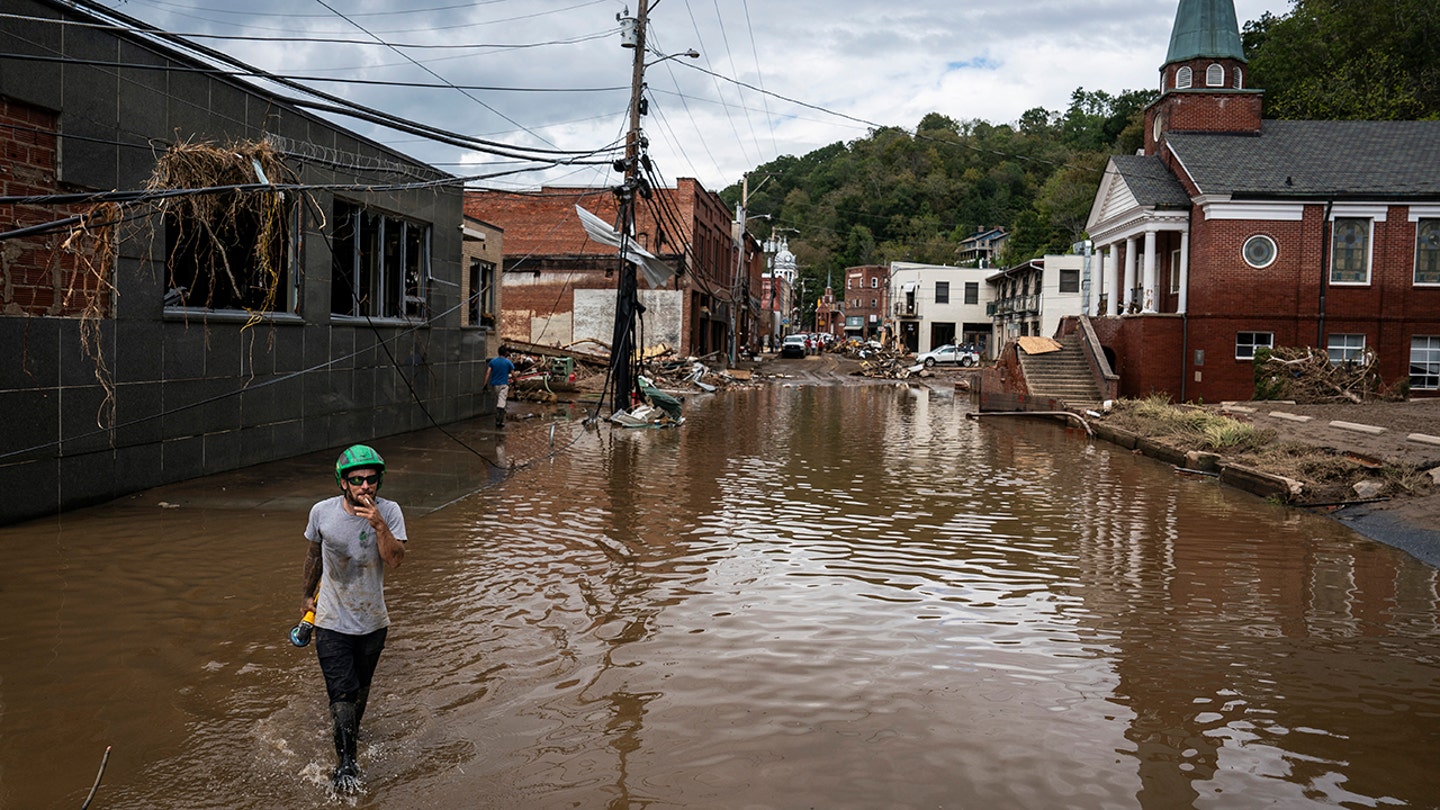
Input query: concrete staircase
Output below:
<box><xmin>1018</xmin><ymin>334</ymin><xmax>1103</xmax><ymax>410</ymax></box>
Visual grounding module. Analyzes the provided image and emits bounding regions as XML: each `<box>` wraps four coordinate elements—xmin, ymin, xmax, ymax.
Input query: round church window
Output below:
<box><xmin>1242</xmin><ymin>234</ymin><xmax>1277</xmax><ymax>268</ymax></box>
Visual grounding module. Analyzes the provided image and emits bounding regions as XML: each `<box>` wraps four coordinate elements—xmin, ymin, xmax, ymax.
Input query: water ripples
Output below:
<box><xmin>4</xmin><ymin>385</ymin><xmax>1440</xmax><ymax>808</ymax></box>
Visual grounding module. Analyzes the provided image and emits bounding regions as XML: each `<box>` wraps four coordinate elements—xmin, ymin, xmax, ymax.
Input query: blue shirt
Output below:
<box><xmin>487</xmin><ymin>355</ymin><xmax>515</xmax><ymax>386</ymax></box>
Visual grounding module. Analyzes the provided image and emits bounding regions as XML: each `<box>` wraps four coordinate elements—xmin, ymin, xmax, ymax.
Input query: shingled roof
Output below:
<box><xmin>1112</xmin><ymin>154</ymin><xmax>1192</xmax><ymax>208</ymax></box>
<box><xmin>1166</xmin><ymin>120</ymin><xmax>1440</xmax><ymax>199</ymax></box>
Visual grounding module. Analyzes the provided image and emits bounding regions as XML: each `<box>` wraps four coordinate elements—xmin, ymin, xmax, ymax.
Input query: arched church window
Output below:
<box><xmin>1206</xmin><ymin>63</ymin><xmax>1224</xmax><ymax>87</ymax></box>
<box><xmin>1233</xmin><ymin>66</ymin><xmax>1243</xmax><ymax>89</ymax></box>
<box><xmin>1176</xmin><ymin>66</ymin><xmax>1192</xmax><ymax>89</ymax></box>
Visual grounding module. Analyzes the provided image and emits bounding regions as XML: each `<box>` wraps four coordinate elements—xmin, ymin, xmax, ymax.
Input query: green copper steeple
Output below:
<box><xmin>1165</xmin><ymin>0</ymin><xmax>1246</xmax><ymax>64</ymax></box>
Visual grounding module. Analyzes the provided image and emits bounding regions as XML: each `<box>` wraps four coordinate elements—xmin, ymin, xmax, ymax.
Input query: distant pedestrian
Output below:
<box><xmin>300</xmin><ymin>444</ymin><xmax>407</xmax><ymax>791</ymax></box>
<box><xmin>483</xmin><ymin>346</ymin><xmax>516</xmax><ymax>428</ymax></box>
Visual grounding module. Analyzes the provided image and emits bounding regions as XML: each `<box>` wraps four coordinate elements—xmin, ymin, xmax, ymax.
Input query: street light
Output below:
<box><xmin>645</xmin><ymin>48</ymin><xmax>700</xmax><ymax>66</ymax></box>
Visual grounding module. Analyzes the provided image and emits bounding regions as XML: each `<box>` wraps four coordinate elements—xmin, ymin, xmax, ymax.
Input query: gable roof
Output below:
<box><xmin>1113</xmin><ymin>155</ymin><xmax>1192</xmax><ymax>208</ymax></box>
<box><xmin>1087</xmin><ymin>154</ymin><xmax>1192</xmax><ymax>232</ymax></box>
<box><xmin>1167</xmin><ymin>120</ymin><xmax>1440</xmax><ymax>199</ymax></box>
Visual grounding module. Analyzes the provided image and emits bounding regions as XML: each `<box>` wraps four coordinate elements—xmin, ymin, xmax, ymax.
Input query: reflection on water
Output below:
<box><xmin>2</xmin><ymin>384</ymin><xmax>1438</xmax><ymax>808</ymax></box>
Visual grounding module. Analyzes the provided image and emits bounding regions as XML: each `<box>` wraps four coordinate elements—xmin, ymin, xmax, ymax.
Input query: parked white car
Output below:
<box><xmin>915</xmin><ymin>344</ymin><xmax>980</xmax><ymax>368</ymax></box>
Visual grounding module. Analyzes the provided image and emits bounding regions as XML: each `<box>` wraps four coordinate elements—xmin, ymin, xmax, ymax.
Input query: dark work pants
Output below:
<box><xmin>315</xmin><ymin>626</ymin><xmax>388</xmax><ymax>705</ymax></box>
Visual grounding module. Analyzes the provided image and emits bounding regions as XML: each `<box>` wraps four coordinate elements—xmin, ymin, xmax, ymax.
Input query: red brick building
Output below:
<box><xmin>1085</xmin><ymin>0</ymin><xmax>1440</xmax><ymax>402</ymax></box>
<box><xmin>465</xmin><ymin>179</ymin><xmax>765</xmax><ymax>359</ymax></box>
<box><xmin>843</xmin><ymin>265</ymin><xmax>888</xmax><ymax>340</ymax></box>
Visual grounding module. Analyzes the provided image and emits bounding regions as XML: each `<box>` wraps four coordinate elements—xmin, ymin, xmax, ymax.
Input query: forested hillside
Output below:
<box><xmin>725</xmin><ymin>0</ymin><xmax>1440</xmax><ymax>307</ymax></box>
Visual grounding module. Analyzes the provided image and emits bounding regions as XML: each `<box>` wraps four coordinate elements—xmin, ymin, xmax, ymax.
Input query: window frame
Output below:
<box><xmin>465</xmin><ymin>256</ymin><xmax>497</xmax><ymax>328</ymax></box>
<box><xmin>1330</xmin><ymin>217</ymin><xmax>1372</xmax><ymax>285</ymax></box>
<box><xmin>1415</xmin><ymin>218</ymin><xmax>1440</xmax><ymax>286</ymax></box>
<box><xmin>935</xmin><ymin>280</ymin><xmax>950</xmax><ymax>304</ymax></box>
<box><xmin>331</xmin><ymin>199</ymin><xmax>432</xmax><ymax>321</ymax></box>
<box><xmin>1327</xmin><ymin>333</ymin><xmax>1367</xmax><ymax>365</ymax></box>
<box><xmin>1242</xmin><ymin>234</ymin><xmax>1278</xmax><ymax>269</ymax></box>
<box><xmin>162</xmin><ymin>192</ymin><xmax>299</xmax><ymax>315</ymax></box>
<box><xmin>1235</xmin><ymin>331</ymin><xmax>1273</xmax><ymax>360</ymax></box>
<box><xmin>1059</xmin><ymin>269</ymin><xmax>1079</xmax><ymax>294</ymax></box>
<box><xmin>1411</xmin><ymin>335</ymin><xmax>1440</xmax><ymax>390</ymax></box>
<box><xmin>1206</xmin><ymin>63</ymin><xmax>1224</xmax><ymax>87</ymax></box>
<box><xmin>1176</xmin><ymin>66</ymin><xmax>1192</xmax><ymax>89</ymax></box>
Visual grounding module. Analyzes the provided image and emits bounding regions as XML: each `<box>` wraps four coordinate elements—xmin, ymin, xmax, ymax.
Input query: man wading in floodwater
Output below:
<box><xmin>301</xmin><ymin>444</ymin><xmax>407</xmax><ymax>790</ymax></box>
<box><xmin>483</xmin><ymin>345</ymin><xmax>516</xmax><ymax>429</ymax></box>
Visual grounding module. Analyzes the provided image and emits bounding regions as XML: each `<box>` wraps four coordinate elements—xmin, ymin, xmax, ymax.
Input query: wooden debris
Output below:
<box><xmin>1255</xmin><ymin>346</ymin><xmax>1401</xmax><ymax>403</ymax></box>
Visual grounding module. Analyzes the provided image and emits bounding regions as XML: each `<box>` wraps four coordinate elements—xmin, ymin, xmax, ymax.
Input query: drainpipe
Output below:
<box><xmin>1317</xmin><ymin>200</ymin><xmax>1333</xmax><ymax>346</ymax></box>
<box><xmin>1180</xmin><ymin>226</ymin><xmax>1189</xmax><ymax>402</ymax></box>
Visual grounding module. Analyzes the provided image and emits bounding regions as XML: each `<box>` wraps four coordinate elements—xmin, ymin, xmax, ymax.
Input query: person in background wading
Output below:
<box><xmin>483</xmin><ymin>345</ymin><xmax>516</xmax><ymax>429</ymax></box>
<box><xmin>300</xmin><ymin>444</ymin><xmax>407</xmax><ymax>790</ymax></box>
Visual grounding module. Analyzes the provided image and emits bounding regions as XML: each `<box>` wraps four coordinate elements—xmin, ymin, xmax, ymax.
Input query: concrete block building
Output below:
<box><xmin>0</xmin><ymin>0</ymin><xmax>477</xmax><ymax>523</ymax></box>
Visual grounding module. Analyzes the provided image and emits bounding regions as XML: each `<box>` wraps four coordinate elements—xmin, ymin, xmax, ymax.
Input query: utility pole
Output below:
<box><xmin>609</xmin><ymin>0</ymin><xmax>649</xmax><ymax>415</ymax></box>
<box><xmin>729</xmin><ymin>173</ymin><xmax>749</xmax><ymax>367</ymax></box>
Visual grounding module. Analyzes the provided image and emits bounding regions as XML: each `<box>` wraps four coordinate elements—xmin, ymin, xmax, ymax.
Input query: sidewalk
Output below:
<box><xmin>1215</xmin><ymin>399</ymin><xmax>1440</xmax><ymax>567</ymax></box>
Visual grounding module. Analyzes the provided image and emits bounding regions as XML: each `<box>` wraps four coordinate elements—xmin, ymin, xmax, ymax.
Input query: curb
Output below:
<box><xmin>1091</xmin><ymin>423</ymin><xmax>1303</xmax><ymax>501</ymax></box>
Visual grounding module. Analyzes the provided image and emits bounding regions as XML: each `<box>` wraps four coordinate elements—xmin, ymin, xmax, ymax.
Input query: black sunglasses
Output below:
<box><xmin>345</xmin><ymin>474</ymin><xmax>382</xmax><ymax>486</ymax></box>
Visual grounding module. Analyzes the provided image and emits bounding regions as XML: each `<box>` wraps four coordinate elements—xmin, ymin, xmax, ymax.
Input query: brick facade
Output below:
<box><xmin>843</xmin><ymin>264</ymin><xmax>887</xmax><ymax>339</ymax></box>
<box><xmin>466</xmin><ymin>179</ymin><xmax>763</xmax><ymax>358</ymax></box>
<box><xmin>1090</xmin><ymin>14</ymin><xmax>1440</xmax><ymax>402</ymax></box>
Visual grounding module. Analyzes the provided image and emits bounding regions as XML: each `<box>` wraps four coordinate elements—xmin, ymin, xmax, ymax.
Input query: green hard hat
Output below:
<box><xmin>335</xmin><ymin>444</ymin><xmax>386</xmax><ymax>485</ymax></box>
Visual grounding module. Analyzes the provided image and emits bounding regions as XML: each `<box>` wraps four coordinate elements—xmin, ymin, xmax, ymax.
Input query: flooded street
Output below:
<box><xmin>3</xmin><ymin>381</ymin><xmax>1439</xmax><ymax>809</ymax></box>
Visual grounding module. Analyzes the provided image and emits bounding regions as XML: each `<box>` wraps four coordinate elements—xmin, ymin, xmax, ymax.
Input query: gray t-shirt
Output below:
<box><xmin>304</xmin><ymin>495</ymin><xmax>407</xmax><ymax>635</ymax></box>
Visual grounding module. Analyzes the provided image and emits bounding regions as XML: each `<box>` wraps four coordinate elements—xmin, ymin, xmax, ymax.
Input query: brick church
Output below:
<box><xmin>1084</xmin><ymin>0</ymin><xmax>1440</xmax><ymax>402</ymax></box>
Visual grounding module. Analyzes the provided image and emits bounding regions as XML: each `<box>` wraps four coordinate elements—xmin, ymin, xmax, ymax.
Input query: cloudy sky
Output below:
<box><xmin>90</xmin><ymin>0</ymin><xmax>1292</xmax><ymax>193</ymax></box>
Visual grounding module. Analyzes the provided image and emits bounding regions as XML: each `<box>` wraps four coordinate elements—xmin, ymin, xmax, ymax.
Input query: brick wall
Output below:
<box><xmin>0</xmin><ymin>96</ymin><xmax>100</xmax><ymax>317</ymax></box>
<box><xmin>467</xmin><ymin>178</ymin><xmax>738</xmax><ymax>356</ymax></box>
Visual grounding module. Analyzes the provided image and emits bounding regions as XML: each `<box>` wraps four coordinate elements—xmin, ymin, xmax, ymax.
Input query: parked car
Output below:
<box><xmin>916</xmin><ymin>344</ymin><xmax>980</xmax><ymax>367</ymax></box>
<box><xmin>780</xmin><ymin>334</ymin><xmax>809</xmax><ymax>358</ymax></box>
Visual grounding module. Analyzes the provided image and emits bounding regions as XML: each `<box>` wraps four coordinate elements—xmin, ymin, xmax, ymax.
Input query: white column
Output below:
<box><xmin>1093</xmin><ymin>247</ymin><xmax>1105</xmax><ymax>315</ymax></box>
<box><xmin>1106</xmin><ymin>244</ymin><xmax>1120</xmax><ymax>315</ymax></box>
<box><xmin>1142</xmin><ymin>229</ymin><xmax>1158</xmax><ymax>313</ymax></box>
<box><xmin>1123</xmin><ymin>237</ymin><xmax>1137</xmax><ymax>313</ymax></box>
<box><xmin>1177</xmin><ymin>230</ymin><xmax>1190</xmax><ymax>314</ymax></box>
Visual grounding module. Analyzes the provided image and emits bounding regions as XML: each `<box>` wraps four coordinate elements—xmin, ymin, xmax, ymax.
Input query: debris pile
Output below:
<box><xmin>838</xmin><ymin>343</ymin><xmax>920</xmax><ymax>379</ymax></box>
<box><xmin>507</xmin><ymin>342</ymin><xmax>764</xmax><ymax>408</ymax></box>
<box><xmin>1255</xmin><ymin>346</ymin><xmax>1402</xmax><ymax>403</ymax></box>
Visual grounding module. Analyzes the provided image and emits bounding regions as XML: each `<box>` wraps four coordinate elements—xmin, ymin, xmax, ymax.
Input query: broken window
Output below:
<box><xmin>466</xmin><ymin>256</ymin><xmax>497</xmax><ymax>327</ymax></box>
<box><xmin>331</xmin><ymin>199</ymin><xmax>430</xmax><ymax>319</ymax></box>
<box><xmin>163</xmin><ymin>191</ymin><xmax>295</xmax><ymax>312</ymax></box>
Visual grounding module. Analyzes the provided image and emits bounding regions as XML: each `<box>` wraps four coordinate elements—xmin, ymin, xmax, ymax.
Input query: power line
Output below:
<box><xmin>0</xmin><ymin>12</ymin><xmax>615</xmax><ymax>51</ymax></box>
<box><xmin>0</xmin><ymin>51</ymin><xmax>628</xmax><ymax>93</ymax></box>
<box><xmin>96</xmin><ymin>0</ymin><xmax>614</xmax><ymax>37</ymax></box>
<box><xmin>60</xmin><ymin>0</ymin><xmax>618</xmax><ymax>163</ymax></box>
<box><xmin>310</xmin><ymin>0</ymin><xmax>562</xmax><ymax>149</ymax></box>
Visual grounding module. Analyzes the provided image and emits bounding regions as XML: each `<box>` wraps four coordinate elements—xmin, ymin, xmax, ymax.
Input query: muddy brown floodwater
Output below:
<box><xmin>2</xmin><ymin>382</ymin><xmax>1439</xmax><ymax>809</ymax></box>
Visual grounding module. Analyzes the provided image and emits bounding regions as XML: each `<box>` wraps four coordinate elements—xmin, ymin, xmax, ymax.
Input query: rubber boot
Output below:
<box><xmin>354</xmin><ymin>685</ymin><xmax>371</xmax><ymax>731</ymax></box>
<box><xmin>330</xmin><ymin>701</ymin><xmax>360</xmax><ymax>788</ymax></box>
<box><xmin>496</xmin><ymin>407</ymin><xmax>506</xmax><ymax>429</ymax></box>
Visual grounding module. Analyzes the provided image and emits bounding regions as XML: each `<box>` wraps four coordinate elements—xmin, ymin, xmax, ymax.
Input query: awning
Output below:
<box><xmin>575</xmin><ymin>205</ymin><xmax>677</xmax><ymax>288</ymax></box>
<box><xmin>902</xmin><ymin>282</ymin><xmax>917</xmax><ymax>293</ymax></box>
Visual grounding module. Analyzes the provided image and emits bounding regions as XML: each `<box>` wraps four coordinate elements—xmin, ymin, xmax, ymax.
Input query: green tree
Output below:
<box><xmin>1244</xmin><ymin>0</ymin><xmax>1440</xmax><ymax>120</ymax></box>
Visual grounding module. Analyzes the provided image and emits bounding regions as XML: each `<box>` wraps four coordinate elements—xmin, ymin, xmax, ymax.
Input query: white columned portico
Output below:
<box><xmin>1142</xmin><ymin>229</ymin><xmax>1158</xmax><ymax>313</ymax></box>
<box><xmin>1177</xmin><ymin>230</ymin><xmax>1190</xmax><ymax>314</ymax></box>
<box><xmin>1123</xmin><ymin>237</ymin><xmax>1137</xmax><ymax>313</ymax></box>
